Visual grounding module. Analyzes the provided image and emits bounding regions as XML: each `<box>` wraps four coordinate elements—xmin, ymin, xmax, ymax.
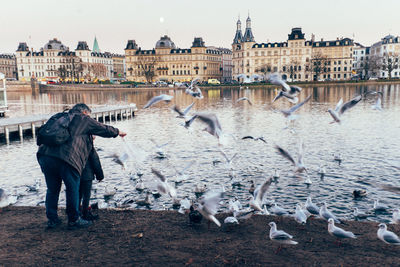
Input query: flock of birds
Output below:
<box><xmin>0</xmin><ymin>73</ymin><xmax>399</xmax><ymax>251</ymax></box>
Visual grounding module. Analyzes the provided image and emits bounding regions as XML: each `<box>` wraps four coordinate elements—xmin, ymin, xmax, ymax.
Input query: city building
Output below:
<box><xmin>0</xmin><ymin>54</ymin><xmax>17</xmax><ymax>79</ymax></box>
<box><xmin>352</xmin><ymin>43</ymin><xmax>370</xmax><ymax>79</ymax></box>
<box><xmin>232</xmin><ymin>16</ymin><xmax>354</xmax><ymax>82</ymax></box>
<box><xmin>219</xmin><ymin>48</ymin><xmax>232</xmax><ymax>83</ymax></box>
<box><xmin>125</xmin><ymin>36</ymin><xmax>225</xmax><ymax>83</ymax></box>
<box><xmin>110</xmin><ymin>54</ymin><xmax>125</xmax><ymax>79</ymax></box>
<box><xmin>369</xmin><ymin>35</ymin><xmax>400</xmax><ymax>79</ymax></box>
<box><xmin>16</xmin><ymin>38</ymin><xmax>115</xmax><ymax>82</ymax></box>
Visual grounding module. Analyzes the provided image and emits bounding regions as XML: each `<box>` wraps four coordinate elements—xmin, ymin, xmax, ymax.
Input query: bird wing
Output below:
<box><xmin>184</xmin><ymin>115</ymin><xmax>198</xmax><ymax>128</ymax></box>
<box><xmin>332</xmin><ymin>227</ymin><xmax>355</xmax><ymax>238</ymax></box>
<box><xmin>219</xmin><ymin>149</ymin><xmax>230</xmax><ymax>162</ymax></box>
<box><xmin>271</xmin><ymin>230</ymin><xmax>292</xmax><ymax>240</ymax></box>
<box><xmin>339</xmin><ymin>95</ymin><xmax>362</xmax><ymax>115</ymax></box>
<box><xmin>334</xmin><ymin>98</ymin><xmax>343</xmax><ymax>112</ymax></box>
<box><xmin>268</xmin><ymin>73</ymin><xmax>291</xmax><ymax>91</ymax></box>
<box><xmin>289</xmin><ymin>85</ymin><xmax>302</xmax><ymax>94</ymax></box>
<box><xmin>297</xmin><ymin>141</ymin><xmax>304</xmax><ymax>165</ymax></box>
<box><xmin>190</xmin><ymin>77</ymin><xmax>200</xmax><ymax>88</ymax></box>
<box><xmin>183</xmin><ymin>102</ymin><xmax>195</xmax><ymax>115</ymax></box>
<box><xmin>383</xmin><ymin>232</ymin><xmax>400</xmax><ymax>244</ymax></box>
<box><xmin>151</xmin><ymin>168</ymin><xmax>167</xmax><ymax>182</ymax></box>
<box><xmin>196</xmin><ymin>113</ymin><xmax>222</xmax><ymax>135</ymax></box>
<box><xmin>255</xmin><ymin>177</ymin><xmax>273</xmax><ymax>203</ymax></box>
<box><xmin>275</xmin><ymin>145</ymin><xmax>296</xmax><ymax>166</ymax></box>
<box><xmin>242</xmin><ymin>136</ymin><xmax>255</xmax><ymax>140</ymax></box>
<box><xmin>236</xmin><ymin>74</ymin><xmax>247</xmax><ymax>79</ymax></box>
<box><xmin>201</xmin><ymin>191</ymin><xmax>223</xmax><ymax>215</ymax></box>
<box><xmin>287</xmin><ymin>94</ymin><xmax>312</xmax><ymax>114</ymax></box>
<box><xmin>172</xmin><ymin>105</ymin><xmax>184</xmax><ymax>116</ymax></box>
<box><xmin>143</xmin><ymin>95</ymin><xmax>173</xmax><ymax>109</ymax></box>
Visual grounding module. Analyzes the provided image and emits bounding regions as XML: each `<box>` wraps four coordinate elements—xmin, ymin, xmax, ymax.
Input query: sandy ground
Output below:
<box><xmin>0</xmin><ymin>206</ymin><xmax>399</xmax><ymax>266</ymax></box>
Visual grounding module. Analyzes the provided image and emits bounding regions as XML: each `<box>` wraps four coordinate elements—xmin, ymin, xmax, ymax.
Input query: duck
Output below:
<box><xmin>353</xmin><ymin>190</ymin><xmax>367</xmax><ymax>199</ymax></box>
<box><xmin>188</xmin><ymin>205</ymin><xmax>203</xmax><ymax>224</ymax></box>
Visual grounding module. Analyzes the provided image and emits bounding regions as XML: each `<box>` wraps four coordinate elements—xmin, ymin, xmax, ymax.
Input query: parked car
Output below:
<box><xmin>207</xmin><ymin>79</ymin><xmax>220</xmax><ymax>85</ymax></box>
<box><xmin>369</xmin><ymin>77</ymin><xmax>378</xmax><ymax>81</ymax></box>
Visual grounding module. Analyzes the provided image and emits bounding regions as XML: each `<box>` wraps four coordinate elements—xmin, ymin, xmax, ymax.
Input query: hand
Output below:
<box><xmin>119</xmin><ymin>131</ymin><xmax>127</xmax><ymax>138</ymax></box>
<box><xmin>96</xmin><ymin>176</ymin><xmax>104</xmax><ymax>182</ymax></box>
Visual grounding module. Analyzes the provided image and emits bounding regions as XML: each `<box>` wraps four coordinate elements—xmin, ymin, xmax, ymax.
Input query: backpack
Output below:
<box><xmin>37</xmin><ymin>111</ymin><xmax>75</xmax><ymax>146</ymax></box>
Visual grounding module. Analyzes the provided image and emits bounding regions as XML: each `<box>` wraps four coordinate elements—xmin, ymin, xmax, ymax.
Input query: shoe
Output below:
<box><xmin>82</xmin><ymin>211</ymin><xmax>99</xmax><ymax>221</ymax></box>
<box><xmin>67</xmin><ymin>217</ymin><xmax>92</xmax><ymax>229</ymax></box>
<box><xmin>47</xmin><ymin>218</ymin><xmax>62</xmax><ymax>229</ymax></box>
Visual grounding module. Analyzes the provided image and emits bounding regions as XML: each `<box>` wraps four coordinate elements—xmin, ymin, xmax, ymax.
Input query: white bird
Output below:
<box><xmin>275</xmin><ymin>142</ymin><xmax>307</xmax><ymax>173</ymax></box>
<box><xmin>186</xmin><ymin>86</ymin><xmax>204</xmax><ymax>99</ymax></box>
<box><xmin>228</xmin><ymin>198</ymin><xmax>242</xmax><ymax>213</ymax></box>
<box><xmin>236</xmin><ymin>97</ymin><xmax>253</xmax><ymax>105</ymax></box>
<box><xmin>194</xmin><ymin>183</ymin><xmax>207</xmax><ymax>197</ymax></box>
<box><xmin>185</xmin><ymin>112</ymin><xmax>222</xmax><ymax>139</ymax></box>
<box><xmin>319</xmin><ymin>203</ymin><xmax>340</xmax><ymax>223</ymax></box>
<box><xmin>219</xmin><ymin>149</ymin><xmax>238</xmax><ymax>170</ymax></box>
<box><xmin>172</xmin><ymin>102</ymin><xmax>195</xmax><ymax>119</ymax></box>
<box><xmin>392</xmin><ymin>208</ymin><xmax>400</xmax><ymax>224</ymax></box>
<box><xmin>195</xmin><ymin>190</ymin><xmax>224</xmax><ymax>227</ymax></box>
<box><xmin>374</xmin><ymin>199</ymin><xmax>388</xmax><ymax>211</ymax></box>
<box><xmin>353</xmin><ymin>208</ymin><xmax>369</xmax><ymax>219</ymax></box>
<box><xmin>328</xmin><ymin>95</ymin><xmax>362</xmax><ymax>123</ymax></box>
<box><xmin>269</xmin><ymin>222</ymin><xmax>298</xmax><ymax>245</ymax></box>
<box><xmin>371</xmin><ymin>95</ymin><xmax>383</xmax><ymax>111</ymax></box>
<box><xmin>270</xmin><ymin>203</ymin><xmax>289</xmax><ymax>216</ymax></box>
<box><xmin>304</xmin><ymin>176</ymin><xmax>312</xmax><ymax>185</ymax></box>
<box><xmin>135</xmin><ymin>179</ymin><xmax>145</xmax><ymax>192</ymax></box>
<box><xmin>143</xmin><ymin>94</ymin><xmax>174</xmax><ymax>109</ymax></box>
<box><xmin>233</xmin><ymin>208</ymin><xmax>254</xmax><ymax>221</ymax></box>
<box><xmin>178</xmin><ymin>198</ymin><xmax>191</xmax><ymax>214</ymax></box>
<box><xmin>250</xmin><ymin>177</ymin><xmax>273</xmax><ymax>212</ymax></box>
<box><xmin>0</xmin><ymin>188</ymin><xmax>10</xmax><ymax>210</ymax></box>
<box><xmin>317</xmin><ymin>164</ymin><xmax>326</xmax><ymax>178</ymax></box>
<box><xmin>236</xmin><ymin>74</ymin><xmax>252</xmax><ymax>84</ymax></box>
<box><xmin>328</xmin><ymin>218</ymin><xmax>356</xmax><ymax>240</ymax></box>
<box><xmin>280</xmin><ymin>95</ymin><xmax>312</xmax><ymax>118</ymax></box>
<box><xmin>108</xmin><ymin>152</ymin><xmax>129</xmax><ymax>169</ymax></box>
<box><xmin>151</xmin><ymin>168</ymin><xmax>177</xmax><ymax>200</ymax></box>
<box><xmin>294</xmin><ymin>204</ymin><xmax>308</xmax><ymax>225</ymax></box>
<box><xmin>268</xmin><ymin>73</ymin><xmax>291</xmax><ymax>92</ymax></box>
<box><xmin>305</xmin><ymin>197</ymin><xmax>320</xmax><ymax>216</ymax></box>
<box><xmin>224</xmin><ymin>216</ymin><xmax>239</xmax><ymax>225</ymax></box>
<box><xmin>377</xmin><ymin>223</ymin><xmax>400</xmax><ymax>245</ymax></box>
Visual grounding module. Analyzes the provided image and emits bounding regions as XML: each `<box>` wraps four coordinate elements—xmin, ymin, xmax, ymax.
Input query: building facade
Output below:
<box><xmin>110</xmin><ymin>54</ymin><xmax>125</xmax><ymax>79</ymax></box>
<box><xmin>369</xmin><ymin>35</ymin><xmax>400</xmax><ymax>79</ymax></box>
<box><xmin>0</xmin><ymin>54</ymin><xmax>17</xmax><ymax>79</ymax></box>
<box><xmin>16</xmin><ymin>38</ymin><xmax>114</xmax><ymax>82</ymax></box>
<box><xmin>125</xmin><ymin>36</ymin><xmax>225</xmax><ymax>83</ymax></box>
<box><xmin>219</xmin><ymin>48</ymin><xmax>232</xmax><ymax>83</ymax></box>
<box><xmin>352</xmin><ymin>43</ymin><xmax>370</xmax><ymax>79</ymax></box>
<box><xmin>232</xmin><ymin>16</ymin><xmax>354</xmax><ymax>82</ymax></box>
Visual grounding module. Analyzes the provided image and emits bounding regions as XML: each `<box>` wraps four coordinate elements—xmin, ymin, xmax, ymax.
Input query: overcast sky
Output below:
<box><xmin>1</xmin><ymin>0</ymin><xmax>399</xmax><ymax>54</ymax></box>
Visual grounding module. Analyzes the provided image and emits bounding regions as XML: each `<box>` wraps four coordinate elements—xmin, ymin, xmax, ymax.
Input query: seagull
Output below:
<box><xmin>294</xmin><ymin>204</ymin><xmax>308</xmax><ymax>225</ymax></box>
<box><xmin>236</xmin><ymin>74</ymin><xmax>252</xmax><ymax>84</ymax></box>
<box><xmin>328</xmin><ymin>218</ymin><xmax>356</xmax><ymax>241</ymax></box>
<box><xmin>272</xmin><ymin>90</ymin><xmax>299</xmax><ymax>104</ymax></box>
<box><xmin>319</xmin><ymin>203</ymin><xmax>340</xmax><ymax>223</ymax></box>
<box><xmin>250</xmin><ymin>177</ymin><xmax>273</xmax><ymax>212</ymax></box>
<box><xmin>371</xmin><ymin>95</ymin><xmax>383</xmax><ymax>111</ymax></box>
<box><xmin>224</xmin><ymin>216</ymin><xmax>239</xmax><ymax>225</ymax></box>
<box><xmin>135</xmin><ymin>179</ymin><xmax>145</xmax><ymax>192</ymax></box>
<box><xmin>178</xmin><ymin>198</ymin><xmax>191</xmax><ymax>214</ymax></box>
<box><xmin>151</xmin><ymin>168</ymin><xmax>177</xmax><ymax>200</ymax></box>
<box><xmin>275</xmin><ymin>142</ymin><xmax>307</xmax><ymax>173</ymax></box>
<box><xmin>269</xmin><ymin>222</ymin><xmax>298</xmax><ymax>249</ymax></box>
<box><xmin>195</xmin><ymin>190</ymin><xmax>224</xmax><ymax>228</ymax></box>
<box><xmin>377</xmin><ymin>223</ymin><xmax>400</xmax><ymax>245</ymax></box>
<box><xmin>304</xmin><ymin>176</ymin><xmax>312</xmax><ymax>186</ymax></box>
<box><xmin>194</xmin><ymin>183</ymin><xmax>207</xmax><ymax>198</ymax></box>
<box><xmin>185</xmin><ymin>112</ymin><xmax>222</xmax><ymax>139</ymax></box>
<box><xmin>305</xmin><ymin>197</ymin><xmax>320</xmax><ymax>216</ymax></box>
<box><xmin>241</xmin><ymin>136</ymin><xmax>267</xmax><ymax>143</ymax></box>
<box><xmin>269</xmin><ymin>73</ymin><xmax>302</xmax><ymax>103</ymax></box>
<box><xmin>172</xmin><ymin>102</ymin><xmax>195</xmax><ymax>119</ymax></box>
<box><xmin>270</xmin><ymin>203</ymin><xmax>289</xmax><ymax>216</ymax></box>
<box><xmin>219</xmin><ymin>149</ymin><xmax>238</xmax><ymax>170</ymax></box>
<box><xmin>392</xmin><ymin>209</ymin><xmax>400</xmax><ymax>224</ymax></box>
<box><xmin>353</xmin><ymin>208</ymin><xmax>370</xmax><ymax>219</ymax></box>
<box><xmin>233</xmin><ymin>208</ymin><xmax>255</xmax><ymax>221</ymax></box>
<box><xmin>236</xmin><ymin>97</ymin><xmax>253</xmax><ymax>105</ymax></box>
<box><xmin>143</xmin><ymin>94</ymin><xmax>174</xmax><ymax>109</ymax></box>
<box><xmin>107</xmin><ymin>152</ymin><xmax>129</xmax><ymax>169</ymax></box>
<box><xmin>173</xmin><ymin>161</ymin><xmax>195</xmax><ymax>185</ymax></box>
<box><xmin>0</xmin><ymin>188</ymin><xmax>10</xmax><ymax>211</ymax></box>
<box><xmin>135</xmin><ymin>191</ymin><xmax>152</xmax><ymax>207</ymax></box>
<box><xmin>280</xmin><ymin>94</ymin><xmax>312</xmax><ymax>118</ymax></box>
<box><xmin>327</xmin><ymin>95</ymin><xmax>362</xmax><ymax>123</ymax></box>
<box><xmin>317</xmin><ymin>164</ymin><xmax>326</xmax><ymax>178</ymax></box>
<box><xmin>228</xmin><ymin>198</ymin><xmax>242</xmax><ymax>213</ymax></box>
<box><xmin>374</xmin><ymin>199</ymin><xmax>388</xmax><ymax>212</ymax></box>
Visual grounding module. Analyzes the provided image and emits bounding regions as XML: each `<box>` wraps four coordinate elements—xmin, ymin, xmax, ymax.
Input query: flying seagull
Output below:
<box><xmin>241</xmin><ymin>136</ymin><xmax>267</xmax><ymax>143</ymax></box>
<box><xmin>185</xmin><ymin>112</ymin><xmax>222</xmax><ymax>138</ymax></box>
<box><xmin>195</xmin><ymin>190</ymin><xmax>224</xmax><ymax>228</ymax></box>
<box><xmin>143</xmin><ymin>94</ymin><xmax>173</xmax><ymax>109</ymax></box>
<box><xmin>250</xmin><ymin>177</ymin><xmax>273</xmax><ymax>212</ymax></box>
<box><xmin>280</xmin><ymin>94</ymin><xmax>312</xmax><ymax>118</ymax></box>
<box><xmin>236</xmin><ymin>97</ymin><xmax>253</xmax><ymax>105</ymax></box>
<box><xmin>172</xmin><ymin>102</ymin><xmax>195</xmax><ymax>119</ymax></box>
<box><xmin>274</xmin><ymin>142</ymin><xmax>307</xmax><ymax>173</ymax></box>
<box><xmin>151</xmin><ymin>168</ymin><xmax>177</xmax><ymax>200</ymax></box>
<box><xmin>327</xmin><ymin>95</ymin><xmax>362</xmax><ymax>123</ymax></box>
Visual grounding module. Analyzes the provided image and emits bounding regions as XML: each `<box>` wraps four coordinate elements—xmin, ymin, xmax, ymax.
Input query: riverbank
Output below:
<box><xmin>1</xmin><ymin>206</ymin><xmax>399</xmax><ymax>266</ymax></box>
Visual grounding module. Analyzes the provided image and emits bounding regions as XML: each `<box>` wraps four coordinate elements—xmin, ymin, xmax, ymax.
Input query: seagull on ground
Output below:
<box><xmin>377</xmin><ymin>223</ymin><xmax>400</xmax><ymax>245</ymax></box>
<box><xmin>305</xmin><ymin>197</ymin><xmax>320</xmax><ymax>216</ymax></box>
<box><xmin>327</xmin><ymin>95</ymin><xmax>362</xmax><ymax>123</ymax></box>
<box><xmin>319</xmin><ymin>203</ymin><xmax>340</xmax><ymax>223</ymax></box>
<box><xmin>195</xmin><ymin>190</ymin><xmax>224</xmax><ymax>228</ymax></box>
<box><xmin>353</xmin><ymin>208</ymin><xmax>370</xmax><ymax>219</ymax></box>
<box><xmin>270</xmin><ymin>203</ymin><xmax>289</xmax><ymax>216</ymax></box>
<box><xmin>143</xmin><ymin>94</ymin><xmax>174</xmax><ymax>109</ymax></box>
<box><xmin>178</xmin><ymin>198</ymin><xmax>191</xmax><ymax>214</ymax></box>
<box><xmin>294</xmin><ymin>204</ymin><xmax>308</xmax><ymax>225</ymax></box>
<box><xmin>328</xmin><ymin>218</ymin><xmax>356</xmax><ymax>242</ymax></box>
<box><xmin>269</xmin><ymin>222</ymin><xmax>298</xmax><ymax>249</ymax></box>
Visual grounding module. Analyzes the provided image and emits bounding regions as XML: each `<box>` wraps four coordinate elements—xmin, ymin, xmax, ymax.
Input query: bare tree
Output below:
<box><xmin>308</xmin><ymin>51</ymin><xmax>329</xmax><ymax>81</ymax></box>
<box><xmin>362</xmin><ymin>55</ymin><xmax>381</xmax><ymax>79</ymax></box>
<box><xmin>135</xmin><ymin>54</ymin><xmax>160</xmax><ymax>83</ymax></box>
<box><xmin>381</xmin><ymin>53</ymin><xmax>399</xmax><ymax>79</ymax></box>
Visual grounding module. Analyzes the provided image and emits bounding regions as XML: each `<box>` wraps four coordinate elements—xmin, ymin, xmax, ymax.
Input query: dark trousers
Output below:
<box><xmin>38</xmin><ymin>155</ymin><xmax>81</xmax><ymax>223</ymax></box>
<box><xmin>79</xmin><ymin>179</ymin><xmax>92</xmax><ymax>215</ymax></box>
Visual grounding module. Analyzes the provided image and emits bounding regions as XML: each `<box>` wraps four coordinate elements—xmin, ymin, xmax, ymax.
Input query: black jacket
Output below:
<box><xmin>37</xmin><ymin>110</ymin><xmax>119</xmax><ymax>175</ymax></box>
<box><xmin>81</xmin><ymin>148</ymin><xmax>104</xmax><ymax>181</ymax></box>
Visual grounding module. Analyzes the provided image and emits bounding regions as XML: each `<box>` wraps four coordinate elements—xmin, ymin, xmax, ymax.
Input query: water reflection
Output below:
<box><xmin>1</xmin><ymin>83</ymin><xmax>400</xmax><ymax>223</ymax></box>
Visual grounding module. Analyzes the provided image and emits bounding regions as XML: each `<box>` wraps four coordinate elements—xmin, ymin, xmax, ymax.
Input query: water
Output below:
<box><xmin>1</xmin><ymin>83</ymin><xmax>400</xmax><ymax>223</ymax></box>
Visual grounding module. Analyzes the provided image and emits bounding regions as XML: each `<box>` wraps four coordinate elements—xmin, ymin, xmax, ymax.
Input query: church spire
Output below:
<box><xmin>233</xmin><ymin>16</ymin><xmax>243</xmax><ymax>44</ymax></box>
<box><xmin>93</xmin><ymin>36</ymin><xmax>100</xmax><ymax>53</ymax></box>
<box><xmin>243</xmin><ymin>13</ymin><xmax>255</xmax><ymax>42</ymax></box>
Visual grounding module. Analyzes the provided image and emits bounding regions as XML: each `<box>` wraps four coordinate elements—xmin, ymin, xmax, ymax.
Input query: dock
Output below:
<box><xmin>0</xmin><ymin>104</ymin><xmax>138</xmax><ymax>145</ymax></box>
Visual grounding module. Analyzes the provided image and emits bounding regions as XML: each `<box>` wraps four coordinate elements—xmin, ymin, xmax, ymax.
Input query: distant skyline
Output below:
<box><xmin>1</xmin><ymin>0</ymin><xmax>399</xmax><ymax>54</ymax></box>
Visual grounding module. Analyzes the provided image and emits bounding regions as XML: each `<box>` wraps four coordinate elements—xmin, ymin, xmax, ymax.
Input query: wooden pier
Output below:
<box><xmin>0</xmin><ymin>104</ymin><xmax>137</xmax><ymax>145</ymax></box>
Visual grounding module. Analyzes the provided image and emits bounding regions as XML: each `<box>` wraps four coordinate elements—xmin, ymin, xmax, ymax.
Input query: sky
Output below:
<box><xmin>0</xmin><ymin>0</ymin><xmax>399</xmax><ymax>54</ymax></box>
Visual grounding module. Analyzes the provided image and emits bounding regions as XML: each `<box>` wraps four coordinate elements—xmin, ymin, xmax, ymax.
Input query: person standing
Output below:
<box><xmin>37</xmin><ymin>103</ymin><xmax>126</xmax><ymax>229</ymax></box>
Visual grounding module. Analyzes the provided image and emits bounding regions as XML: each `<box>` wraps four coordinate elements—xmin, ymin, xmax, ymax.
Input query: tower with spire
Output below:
<box><xmin>93</xmin><ymin>36</ymin><xmax>100</xmax><ymax>53</ymax></box>
<box><xmin>242</xmin><ymin>14</ymin><xmax>255</xmax><ymax>42</ymax></box>
<box><xmin>233</xmin><ymin>16</ymin><xmax>243</xmax><ymax>44</ymax></box>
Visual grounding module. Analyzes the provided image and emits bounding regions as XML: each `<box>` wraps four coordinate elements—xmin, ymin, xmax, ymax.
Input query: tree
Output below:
<box><xmin>381</xmin><ymin>53</ymin><xmax>399</xmax><ymax>79</ymax></box>
<box><xmin>135</xmin><ymin>54</ymin><xmax>160</xmax><ymax>83</ymax></box>
<box><xmin>57</xmin><ymin>54</ymin><xmax>83</xmax><ymax>83</ymax></box>
<box><xmin>362</xmin><ymin>55</ymin><xmax>380</xmax><ymax>79</ymax></box>
<box><xmin>308</xmin><ymin>51</ymin><xmax>328</xmax><ymax>81</ymax></box>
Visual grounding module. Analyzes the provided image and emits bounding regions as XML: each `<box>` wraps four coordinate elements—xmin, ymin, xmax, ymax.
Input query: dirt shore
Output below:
<box><xmin>0</xmin><ymin>206</ymin><xmax>399</xmax><ymax>266</ymax></box>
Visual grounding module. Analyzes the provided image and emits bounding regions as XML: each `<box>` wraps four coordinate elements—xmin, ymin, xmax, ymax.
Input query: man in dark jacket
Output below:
<box><xmin>37</xmin><ymin>103</ymin><xmax>126</xmax><ymax>229</ymax></box>
<box><xmin>79</xmin><ymin>143</ymin><xmax>103</xmax><ymax>221</ymax></box>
